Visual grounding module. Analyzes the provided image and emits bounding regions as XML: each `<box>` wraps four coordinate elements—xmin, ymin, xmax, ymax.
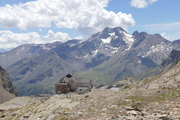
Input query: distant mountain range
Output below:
<box><xmin>0</xmin><ymin>48</ymin><xmax>10</xmax><ymax>53</ymax></box>
<box><xmin>1</xmin><ymin>27</ymin><xmax>180</xmax><ymax>96</ymax></box>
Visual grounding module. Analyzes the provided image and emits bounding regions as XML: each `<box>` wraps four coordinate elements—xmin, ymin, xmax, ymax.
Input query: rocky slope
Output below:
<box><xmin>0</xmin><ymin>83</ymin><xmax>16</xmax><ymax>103</ymax></box>
<box><xmin>1</xmin><ymin>60</ymin><xmax>180</xmax><ymax>119</ymax></box>
<box><xmin>134</xmin><ymin>49</ymin><xmax>180</xmax><ymax>80</ymax></box>
<box><xmin>0</xmin><ymin>65</ymin><xmax>18</xmax><ymax>103</ymax></box>
<box><xmin>0</xmin><ymin>89</ymin><xmax>180</xmax><ymax>119</ymax></box>
<box><xmin>0</xmin><ymin>66</ymin><xmax>18</xmax><ymax>96</ymax></box>
<box><xmin>137</xmin><ymin>59</ymin><xmax>180</xmax><ymax>90</ymax></box>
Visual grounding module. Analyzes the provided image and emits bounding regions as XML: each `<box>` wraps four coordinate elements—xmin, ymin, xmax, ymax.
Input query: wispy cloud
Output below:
<box><xmin>130</xmin><ymin>21</ymin><xmax>180</xmax><ymax>40</ymax></box>
<box><xmin>134</xmin><ymin>21</ymin><xmax>180</xmax><ymax>31</ymax></box>
<box><xmin>130</xmin><ymin>0</ymin><xmax>158</xmax><ymax>8</ymax></box>
<box><xmin>161</xmin><ymin>32</ymin><xmax>169</xmax><ymax>40</ymax></box>
<box><xmin>149</xmin><ymin>0</ymin><xmax>158</xmax><ymax>4</ymax></box>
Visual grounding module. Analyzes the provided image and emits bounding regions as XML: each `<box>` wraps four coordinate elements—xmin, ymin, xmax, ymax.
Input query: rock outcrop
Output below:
<box><xmin>0</xmin><ymin>82</ymin><xmax>16</xmax><ymax>103</ymax></box>
<box><xmin>0</xmin><ymin>65</ymin><xmax>18</xmax><ymax>102</ymax></box>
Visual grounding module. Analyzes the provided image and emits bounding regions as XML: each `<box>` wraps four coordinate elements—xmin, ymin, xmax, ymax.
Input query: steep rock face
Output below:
<box><xmin>138</xmin><ymin>60</ymin><xmax>180</xmax><ymax>90</ymax></box>
<box><xmin>0</xmin><ymin>65</ymin><xmax>18</xmax><ymax>96</ymax></box>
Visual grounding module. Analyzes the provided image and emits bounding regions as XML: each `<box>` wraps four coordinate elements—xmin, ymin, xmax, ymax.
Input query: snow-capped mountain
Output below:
<box><xmin>1</xmin><ymin>27</ymin><xmax>180</xmax><ymax>96</ymax></box>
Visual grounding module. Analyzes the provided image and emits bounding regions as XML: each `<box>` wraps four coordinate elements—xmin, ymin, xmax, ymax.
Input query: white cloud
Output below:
<box><xmin>75</xmin><ymin>36</ymin><xmax>83</xmax><ymax>40</ymax></box>
<box><xmin>130</xmin><ymin>0</ymin><xmax>157</xmax><ymax>8</ymax></box>
<box><xmin>0</xmin><ymin>30</ymin><xmax>71</xmax><ymax>49</ymax></box>
<box><xmin>0</xmin><ymin>0</ymin><xmax>135</xmax><ymax>35</ymax></box>
<box><xmin>43</xmin><ymin>30</ymin><xmax>71</xmax><ymax>42</ymax></box>
<box><xmin>131</xmin><ymin>0</ymin><xmax>148</xmax><ymax>8</ymax></box>
<box><xmin>149</xmin><ymin>0</ymin><xmax>157</xmax><ymax>4</ymax></box>
<box><xmin>0</xmin><ymin>31</ymin><xmax>42</xmax><ymax>49</ymax></box>
<box><xmin>161</xmin><ymin>32</ymin><xmax>169</xmax><ymax>40</ymax></box>
<box><xmin>39</xmin><ymin>29</ymin><xmax>42</xmax><ymax>32</ymax></box>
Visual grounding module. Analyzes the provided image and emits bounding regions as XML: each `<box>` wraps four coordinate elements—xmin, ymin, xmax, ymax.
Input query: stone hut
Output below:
<box><xmin>55</xmin><ymin>73</ymin><xmax>93</xmax><ymax>94</ymax></box>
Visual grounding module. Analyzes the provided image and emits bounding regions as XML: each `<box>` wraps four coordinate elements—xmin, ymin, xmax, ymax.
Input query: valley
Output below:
<box><xmin>0</xmin><ymin>27</ymin><xmax>180</xmax><ymax>96</ymax></box>
<box><xmin>0</xmin><ymin>27</ymin><xmax>180</xmax><ymax>119</ymax></box>
<box><xmin>0</xmin><ymin>0</ymin><xmax>180</xmax><ymax>119</ymax></box>
<box><xmin>1</xmin><ymin>61</ymin><xmax>180</xmax><ymax>119</ymax></box>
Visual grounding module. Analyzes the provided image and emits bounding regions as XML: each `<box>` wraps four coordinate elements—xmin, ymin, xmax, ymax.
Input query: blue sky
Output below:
<box><xmin>0</xmin><ymin>0</ymin><xmax>180</xmax><ymax>49</ymax></box>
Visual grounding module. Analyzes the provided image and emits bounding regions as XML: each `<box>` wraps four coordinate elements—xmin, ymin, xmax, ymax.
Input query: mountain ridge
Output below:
<box><xmin>1</xmin><ymin>27</ymin><xmax>180</xmax><ymax>96</ymax></box>
<box><xmin>134</xmin><ymin>49</ymin><xmax>180</xmax><ymax>81</ymax></box>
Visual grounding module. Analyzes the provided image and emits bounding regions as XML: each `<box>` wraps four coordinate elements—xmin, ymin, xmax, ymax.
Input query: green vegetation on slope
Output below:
<box><xmin>14</xmin><ymin>79</ymin><xmax>60</xmax><ymax>96</ymax></box>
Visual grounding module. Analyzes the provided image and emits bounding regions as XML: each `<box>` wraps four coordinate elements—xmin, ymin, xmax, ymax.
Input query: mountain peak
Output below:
<box><xmin>112</xmin><ymin>27</ymin><xmax>126</xmax><ymax>32</ymax></box>
<box><xmin>132</xmin><ymin>31</ymin><xmax>139</xmax><ymax>36</ymax></box>
<box><xmin>153</xmin><ymin>34</ymin><xmax>162</xmax><ymax>38</ymax></box>
<box><xmin>102</xmin><ymin>27</ymin><xmax>126</xmax><ymax>34</ymax></box>
<box><xmin>102</xmin><ymin>27</ymin><xmax>112</xmax><ymax>33</ymax></box>
<box><xmin>140</xmin><ymin>32</ymin><xmax>148</xmax><ymax>36</ymax></box>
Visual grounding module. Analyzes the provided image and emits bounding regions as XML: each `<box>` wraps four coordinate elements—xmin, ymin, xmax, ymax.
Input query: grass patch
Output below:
<box><xmin>117</xmin><ymin>89</ymin><xmax>180</xmax><ymax>109</ymax></box>
<box><xmin>87</xmin><ymin>108</ymin><xmax>96</xmax><ymax>113</ymax></box>
<box><xmin>171</xmin><ymin>70</ymin><xmax>180</xmax><ymax>77</ymax></box>
<box><xmin>142</xmin><ymin>70</ymin><xmax>170</xmax><ymax>85</ymax></box>
<box><xmin>76</xmin><ymin>70</ymin><xmax>111</xmax><ymax>87</ymax></box>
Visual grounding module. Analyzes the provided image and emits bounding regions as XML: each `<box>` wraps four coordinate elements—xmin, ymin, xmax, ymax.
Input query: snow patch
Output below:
<box><xmin>70</xmin><ymin>44</ymin><xmax>76</xmax><ymax>47</ymax></box>
<box><xmin>101</xmin><ymin>32</ymin><xmax>118</xmax><ymax>44</ymax></box>
<box><xmin>101</xmin><ymin>37</ymin><xmax>112</xmax><ymax>44</ymax></box>
<box><xmin>79</xmin><ymin>40</ymin><xmax>85</xmax><ymax>44</ymax></box>
<box><xmin>83</xmin><ymin>54</ymin><xmax>89</xmax><ymax>59</ymax></box>
<box><xmin>121</xmin><ymin>31</ymin><xmax>135</xmax><ymax>50</ymax></box>
<box><xmin>109</xmin><ymin>32</ymin><xmax>115</xmax><ymax>36</ymax></box>
<box><xmin>79</xmin><ymin>37</ymin><xmax>91</xmax><ymax>43</ymax></box>
<box><xmin>112</xmin><ymin>50</ymin><xmax>118</xmax><ymax>53</ymax></box>
<box><xmin>21</xmin><ymin>47</ymin><xmax>25</xmax><ymax>51</ymax></box>
<box><xmin>92</xmin><ymin>49</ymin><xmax>98</xmax><ymax>57</ymax></box>
<box><xmin>109</xmin><ymin>46</ymin><xmax>119</xmax><ymax>54</ymax></box>
<box><xmin>40</xmin><ymin>45</ymin><xmax>50</xmax><ymax>50</ymax></box>
<box><xmin>110</xmin><ymin>87</ymin><xmax>119</xmax><ymax>91</ymax></box>
<box><xmin>139</xmin><ymin>42</ymin><xmax>172</xmax><ymax>58</ymax></box>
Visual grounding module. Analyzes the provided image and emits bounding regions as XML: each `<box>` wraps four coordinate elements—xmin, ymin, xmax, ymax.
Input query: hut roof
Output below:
<box><xmin>55</xmin><ymin>83</ymin><xmax>68</xmax><ymax>85</ymax></box>
<box><xmin>60</xmin><ymin>73</ymin><xmax>91</xmax><ymax>84</ymax></box>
